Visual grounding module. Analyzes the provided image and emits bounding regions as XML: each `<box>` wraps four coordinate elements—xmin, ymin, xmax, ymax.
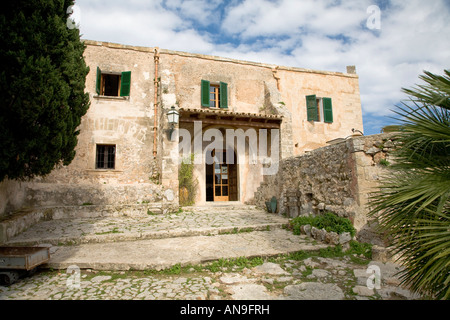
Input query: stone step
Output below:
<box><xmin>5</xmin><ymin>205</ymin><xmax>289</xmax><ymax>246</ymax></box>
<box><xmin>7</xmin><ymin>222</ymin><xmax>286</xmax><ymax>246</ymax></box>
<box><xmin>4</xmin><ymin>205</ymin><xmax>313</xmax><ymax>272</ymax></box>
<box><xmin>0</xmin><ymin>203</ymin><xmax>166</xmax><ymax>244</ymax></box>
<box><xmin>44</xmin><ymin>229</ymin><xmax>329</xmax><ymax>271</ymax></box>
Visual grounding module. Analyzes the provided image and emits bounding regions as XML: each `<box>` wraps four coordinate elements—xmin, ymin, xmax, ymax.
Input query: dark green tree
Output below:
<box><xmin>0</xmin><ymin>0</ymin><xmax>89</xmax><ymax>181</ymax></box>
<box><xmin>371</xmin><ymin>70</ymin><xmax>450</xmax><ymax>299</ymax></box>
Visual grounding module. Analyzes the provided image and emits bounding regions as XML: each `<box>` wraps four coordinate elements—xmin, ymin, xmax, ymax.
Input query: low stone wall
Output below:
<box><xmin>0</xmin><ymin>179</ymin><xmax>27</xmax><ymax>219</ymax></box>
<box><xmin>255</xmin><ymin>137</ymin><xmax>358</xmax><ymax>220</ymax></box>
<box><xmin>21</xmin><ymin>182</ymin><xmax>169</xmax><ymax>207</ymax></box>
<box><xmin>0</xmin><ymin>202</ymin><xmax>174</xmax><ymax>244</ymax></box>
<box><xmin>254</xmin><ymin>133</ymin><xmax>397</xmax><ymax>242</ymax></box>
<box><xmin>298</xmin><ymin>225</ymin><xmax>353</xmax><ymax>250</ymax></box>
<box><xmin>0</xmin><ymin>181</ymin><xmax>178</xmax><ymax>244</ymax></box>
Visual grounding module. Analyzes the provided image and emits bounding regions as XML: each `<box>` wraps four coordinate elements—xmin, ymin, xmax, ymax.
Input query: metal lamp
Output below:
<box><xmin>167</xmin><ymin>106</ymin><xmax>179</xmax><ymax>140</ymax></box>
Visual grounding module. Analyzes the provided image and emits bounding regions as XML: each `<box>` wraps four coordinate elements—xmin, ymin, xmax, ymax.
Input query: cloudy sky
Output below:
<box><xmin>73</xmin><ymin>0</ymin><xmax>450</xmax><ymax>135</ymax></box>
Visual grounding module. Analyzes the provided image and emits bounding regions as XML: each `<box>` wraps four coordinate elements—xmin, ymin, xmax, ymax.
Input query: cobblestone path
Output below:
<box><xmin>1</xmin><ymin>205</ymin><xmax>423</xmax><ymax>300</ymax></box>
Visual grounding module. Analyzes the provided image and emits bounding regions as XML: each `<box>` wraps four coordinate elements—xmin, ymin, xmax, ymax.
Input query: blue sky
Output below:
<box><xmin>73</xmin><ymin>0</ymin><xmax>450</xmax><ymax>135</ymax></box>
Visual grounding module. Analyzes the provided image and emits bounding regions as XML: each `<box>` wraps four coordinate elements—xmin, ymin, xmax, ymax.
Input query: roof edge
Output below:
<box><xmin>82</xmin><ymin>39</ymin><xmax>359</xmax><ymax>78</ymax></box>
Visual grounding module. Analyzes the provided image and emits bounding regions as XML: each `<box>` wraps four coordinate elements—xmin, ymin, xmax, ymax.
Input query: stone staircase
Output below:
<box><xmin>3</xmin><ymin>204</ymin><xmax>329</xmax><ymax>271</ymax></box>
<box><xmin>0</xmin><ymin>203</ymin><xmax>166</xmax><ymax>244</ymax></box>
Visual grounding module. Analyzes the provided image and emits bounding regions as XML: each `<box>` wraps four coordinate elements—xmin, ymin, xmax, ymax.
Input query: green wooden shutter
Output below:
<box><xmin>323</xmin><ymin>97</ymin><xmax>333</xmax><ymax>123</ymax></box>
<box><xmin>219</xmin><ymin>82</ymin><xmax>228</xmax><ymax>108</ymax></box>
<box><xmin>120</xmin><ymin>71</ymin><xmax>131</xmax><ymax>97</ymax></box>
<box><xmin>201</xmin><ymin>80</ymin><xmax>210</xmax><ymax>107</ymax></box>
<box><xmin>306</xmin><ymin>95</ymin><xmax>318</xmax><ymax>121</ymax></box>
<box><xmin>96</xmin><ymin>67</ymin><xmax>102</xmax><ymax>95</ymax></box>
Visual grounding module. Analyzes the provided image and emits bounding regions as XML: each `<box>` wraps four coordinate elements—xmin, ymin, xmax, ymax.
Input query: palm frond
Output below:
<box><xmin>369</xmin><ymin>69</ymin><xmax>450</xmax><ymax>300</ymax></box>
<box><xmin>402</xmin><ymin>69</ymin><xmax>450</xmax><ymax>110</ymax></box>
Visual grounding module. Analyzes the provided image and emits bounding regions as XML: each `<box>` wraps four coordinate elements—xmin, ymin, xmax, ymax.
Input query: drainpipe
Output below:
<box><xmin>153</xmin><ymin>47</ymin><xmax>160</xmax><ymax>158</ymax></box>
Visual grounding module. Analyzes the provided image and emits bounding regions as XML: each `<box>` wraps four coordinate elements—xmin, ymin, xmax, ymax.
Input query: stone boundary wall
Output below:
<box><xmin>0</xmin><ymin>179</ymin><xmax>27</xmax><ymax>219</ymax></box>
<box><xmin>254</xmin><ymin>133</ymin><xmax>397</xmax><ymax>241</ymax></box>
<box><xmin>255</xmin><ymin>138</ymin><xmax>357</xmax><ymax>219</ymax></box>
<box><xmin>0</xmin><ymin>181</ymin><xmax>178</xmax><ymax>244</ymax></box>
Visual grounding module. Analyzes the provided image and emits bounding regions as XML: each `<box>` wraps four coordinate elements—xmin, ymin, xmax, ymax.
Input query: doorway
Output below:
<box><xmin>206</xmin><ymin>149</ymin><xmax>238</xmax><ymax>202</ymax></box>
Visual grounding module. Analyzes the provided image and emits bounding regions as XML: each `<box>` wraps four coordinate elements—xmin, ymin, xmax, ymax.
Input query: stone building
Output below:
<box><xmin>0</xmin><ymin>40</ymin><xmax>364</xmax><ymax>219</ymax></box>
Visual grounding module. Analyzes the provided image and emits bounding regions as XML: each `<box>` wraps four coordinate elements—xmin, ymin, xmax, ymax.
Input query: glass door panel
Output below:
<box><xmin>213</xmin><ymin>151</ymin><xmax>229</xmax><ymax>201</ymax></box>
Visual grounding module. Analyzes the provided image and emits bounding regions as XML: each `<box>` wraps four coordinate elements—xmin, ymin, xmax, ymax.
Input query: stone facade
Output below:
<box><xmin>1</xmin><ymin>40</ymin><xmax>365</xmax><ymax>222</ymax></box>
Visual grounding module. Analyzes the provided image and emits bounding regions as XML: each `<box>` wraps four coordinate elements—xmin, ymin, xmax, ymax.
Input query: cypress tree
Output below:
<box><xmin>0</xmin><ymin>0</ymin><xmax>90</xmax><ymax>181</ymax></box>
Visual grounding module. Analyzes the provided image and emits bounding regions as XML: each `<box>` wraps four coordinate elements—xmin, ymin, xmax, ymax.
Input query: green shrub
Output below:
<box><xmin>348</xmin><ymin>240</ymin><xmax>373</xmax><ymax>259</ymax></box>
<box><xmin>179</xmin><ymin>154</ymin><xmax>198</xmax><ymax>206</ymax></box>
<box><xmin>290</xmin><ymin>212</ymin><xmax>356</xmax><ymax>237</ymax></box>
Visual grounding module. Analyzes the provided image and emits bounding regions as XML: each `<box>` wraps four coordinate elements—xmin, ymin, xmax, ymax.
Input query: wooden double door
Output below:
<box><xmin>206</xmin><ymin>150</ymin><xmax>238</xmax><ymax>202</ymax></box>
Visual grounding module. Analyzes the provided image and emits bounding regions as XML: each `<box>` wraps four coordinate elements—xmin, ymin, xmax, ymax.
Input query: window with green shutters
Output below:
<box><xmin>201</xmin><ymin>80</ymin><xmax>228</xmax><ymax>108</ymax></box>
<box><xmin>120</xmin><ymin>71</ymin><xmax>131</xmax><ymax>97</ymax></box>
<box><xmin>306</xmin><ymin>95</ymin><xmax>333</xmax><ymax>123</ymax></box>
<box><xmin>96</xmin><ymin>67</ymin><xmax>102</xmax><ymax>95</ymax></box>
<box><xmin>306</xmin><ymin>95</ymin><xmax>319</xmax><ymax>121</ymax></box>
<box><xmin>95</xmin><ymin>68</ymin><xmax>131</xmax><ymax>97</ymax></box>
<box><xmin>201</xmin><ymin>80</ymin><xmax>211</xmax><ymax>107</ymax></box>
<box><xmin>219</xmin><ymin>82</ymin><xmax>228</xmax><ymax>108</ymax></box>
<box><xmin>322</xmin><ymin>97</ymin><xmax>333</xmax><ymax>123</ymax></box>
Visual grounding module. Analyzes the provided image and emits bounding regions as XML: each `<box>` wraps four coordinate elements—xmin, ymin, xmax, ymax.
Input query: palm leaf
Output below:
<box><xmin>369</xmin><ymin>69</ymin><xmax>450</xmax><ymax>300</ymax></box>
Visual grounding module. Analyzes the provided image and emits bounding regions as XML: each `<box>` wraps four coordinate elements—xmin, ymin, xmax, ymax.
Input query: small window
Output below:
<box><xmin>201</xmin><ymin>80</ymin><xmax>228</xmax><ymax>108</ymax></box>
<box><xmin>103</xmin><ymin>74</ymin><xmax>120</xmax><ymax>96</ymax></box>
<box><xmin>210</xmin><ymin>84</ymin><xmax>220</xmax><ymax>108</ymax></box>
<box><xmin>306</xmin><ymin>95</ymin><xmax>333</xmax><ymax>123</ymax></box>
<box><xmin>96</xmin><ymin>67</ymin><xmax>131</xmax><ymax>97</ymax></box>
<box><xmin>316</xmin><ymin>97</ymin><xmax>323</xmax><ymax>122</ymax></box>
<box><xmin>96</xmin><ymin>145</ymin><xmax>116</xmax><ymax>169</ymax></box>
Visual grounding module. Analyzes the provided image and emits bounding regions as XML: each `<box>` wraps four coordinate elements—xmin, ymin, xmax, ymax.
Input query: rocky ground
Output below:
<box><xmin>0</xmin><ymin>205</ymin><xmax>426</xmax><ymax>301</ymax></box>
<box><xmin>0</xmin><ymin>250</ymin><xmax>423</xmax><ymax>300</ymax></box>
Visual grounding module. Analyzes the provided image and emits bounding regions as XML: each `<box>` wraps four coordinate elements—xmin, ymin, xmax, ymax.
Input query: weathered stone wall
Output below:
<box><xmin>254</xmin><ymin>133</ymin><xmax>396</xmax><ymax>241</ymax></box>
<box><xmin>41</xmin><ymin>41</ymin><xmax>158</xmax><ymax>185</ymax></box>
<box><xmin>156</xmin><ymin>45</ymin><xmax>362</xmax><ymax>204</ymax></box>
<box><xmin>0</xmin><ymin>179</ymin><xmax>26</xmax><ymax>219</ymax></box>
<box><xmin>277</xmin><ymin>68</ymin><xmax>363</xmax><ymax>155</ymax></box>
<box><xmin>254</xmin><ymin>138</ymin><xmax>358</xmax><ymax>220</ymax></box>
<box><xmin>0</xmin><ymin>41</ymin><xmax>180</xmax><ymax>223</ymax></box>
<box><xmin>351</xmin><ymin>133</ymin><xmax>398</xmax><ymax>244</ymax></box>
<box><xmin>158</xmin><ymin>47</ymin><xmax>362</xmax><ymax>157</ymax></box>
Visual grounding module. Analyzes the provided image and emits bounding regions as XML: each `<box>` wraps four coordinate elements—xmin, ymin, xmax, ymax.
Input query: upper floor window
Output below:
<box><xmin>201</xmin><ymin>80</ymin><xmax>228</xmax><ymax>108</ymax></box>
<box><xmin>210</xmin><ymin>84</ymin><xmax>220</xmax><ymax>108</ymax></box>
<box><xmin>96</xmin><ymin>67</ymin><xmax>131</xmax><ymax>97</ymax></box>
<box><xmin>306</xmin><ymin>95</ymin><xmax>333</xmax><ymax>123</ymax></box>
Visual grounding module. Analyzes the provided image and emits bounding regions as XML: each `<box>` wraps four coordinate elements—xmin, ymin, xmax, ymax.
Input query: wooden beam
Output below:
<box><xmin>179</xmin><ymin>117</ymin><xmax>281</xmax><ymax>129</ymax></box>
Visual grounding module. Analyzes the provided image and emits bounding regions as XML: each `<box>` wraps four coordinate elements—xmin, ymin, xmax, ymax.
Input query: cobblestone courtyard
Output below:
<box><xmin>1</xmin><ymin>205</ymin><xmax>423</xmax><ymax>300</ymax></box>
<box><xmin>0</xmin><ymin>252</ymin><xmax>422</xmax><ymax>300</ymax></box>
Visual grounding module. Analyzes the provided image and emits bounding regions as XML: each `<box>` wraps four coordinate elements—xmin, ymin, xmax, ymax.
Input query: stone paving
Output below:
<box><xmin>7</xmin><ymin>205</ymin><xmax>288</xmax><ymax>246</ymax></box>
<box><xmin>0</xmin><ymin>205</ymin><xmax>425</xmax><ymax>300</ymax></box>
<box><xmin>0</xmin><ymin>256</ymin><xmax>422</xmax><ymax>300</ymax></box>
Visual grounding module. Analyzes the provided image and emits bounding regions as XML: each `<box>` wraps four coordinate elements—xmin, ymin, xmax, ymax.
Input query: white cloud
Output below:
<box><xmin>221</xmin><ymin>0</ymin><xmax>450</xmax><ymax>127</ymax></box>
<box><xmin>164</xmin><ymin>0</ymin><xmax>223</xmax><ymax>26</ymax></box>
<box><xmin>222</xmin><ymin>0</ymin><xmax>371</xmax><ymax>38</ymax></box>
<box><xmin>77</xmin><ymin>0</ymin><xmax>213</xmax><ymax>51</ymax></box>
